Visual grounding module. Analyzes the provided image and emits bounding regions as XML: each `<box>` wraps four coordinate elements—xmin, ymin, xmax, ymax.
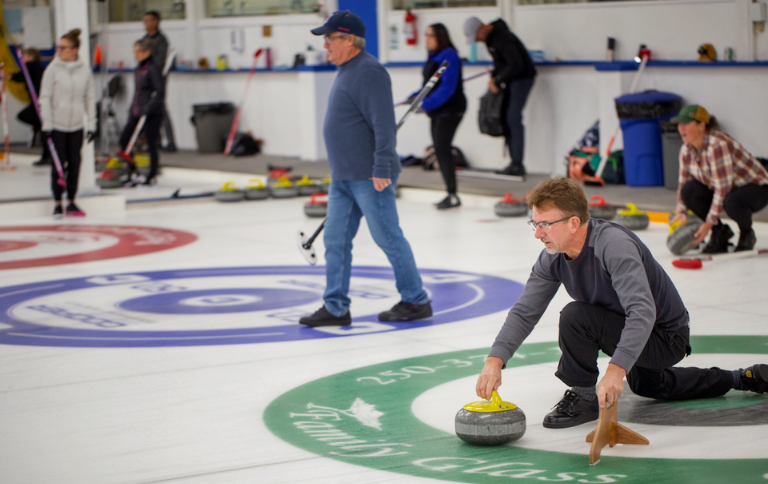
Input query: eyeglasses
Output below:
<box><xmin>424</xmin><ymin>33</ymin><xmax>436</xmax><ymax>38</ymax></box>
<box><xmin>323</xmin><ymin>34</ymin><xmax>345</xmax><ymax>45</ymax></box>
<box><xmin>56</xmin><ymin>45</ymin><xmax>73</xmax><ymax>51</ymax></box>
<box><xmin>527</xmin><ymin>216</ymin><xmax>574</xmax><ymax>232</ymax></box>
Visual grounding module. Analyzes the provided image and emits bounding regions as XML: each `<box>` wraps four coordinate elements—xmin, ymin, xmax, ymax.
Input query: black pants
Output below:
<box><xmin>161</xmin><ymin>103</ymin><xmax>176</xmax><ymax>149</ymax></box>
<box><xmin>50</xmin><ymin>130</ymin><xmax>84</xmax><ymax>202</ymax></box>
<box><xmin>556</xmin><ymin>302</ymin><xmax>732</xmax><ymax>400</ymax></box>
<box><xmin>18</xmin><ymin>104</ymin><xmax>51</xmax><ymax>160</ymax></box>
<box><xmin>430</xmin><ymin>112</ymin><xmax>464</xmax><ymax>195</ymax></box>
<box><xmin>681</xmin><ymin>178</ymin><xmax>768</xmax><ymax>233</ymax></box>
<box><xmin>503</xmin><ymin>77</ymin><xmax>535</xmax><ymax>168</ymax></box>
<box><xmin>119</xmin><ymin>113</ymin><xmax>163</xmax><ymax>181</ymax></box>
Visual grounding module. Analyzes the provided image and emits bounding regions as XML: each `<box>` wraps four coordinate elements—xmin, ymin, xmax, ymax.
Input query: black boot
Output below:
<box><xmin>542</xmin><ymin>390</ymin><xmax>599</xmax><ymax>429</ymax></box>
<box><xmin>299</xmin><ymin>306</ymin><xmax>351</xmax><ymax>327</ymax></box>
<box><xmin>435</xmin><ymin>194</ymin><xmax>461</xmax><ymax>210</ymax></box>
<box><xmin>702</xmin><ymin>223</ymin><xmax>734</xmax><ymax>254</ymax></box>
<box><xmin>735</xmin><ymin>229</ymin><xmax>756</xmax><ymax>252</ymax></box>
<box><xmin>496</xmin><ymin>164</ymin><xmax>526</xmax><ymax>178</ymax></box>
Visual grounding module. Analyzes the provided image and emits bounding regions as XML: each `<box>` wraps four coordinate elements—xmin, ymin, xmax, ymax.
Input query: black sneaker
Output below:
<box><xmin>299</xmin><ymin>306</ymin><xmax>351</xmax><ymax>327</ymax></box>
<box><xmin>33</xmin><ymin>157</ymin><xmax>52</xmax><ymax>166</ymax></box>
<box><xmin>435</xmin><ymin>194</ymin><xmax>461</xmax><ymax>210</ymax></box>
<box><xmin>542</xmin><ymin>390</ymin><xmax>599</xmax><ymax>429</ymax></box>
<box><xmin>53</xmin><ymin>204</ymin><xmax>63</xmax><ymax>219</ymax></box>
<box><xmin>741</xmin><ymin>364</ymin><xmax>768</xmax><ymax>393</ymax></box>
<box><xmin>735</xmin><ymin>229</ymin><xmax>756</xmax><ymax>252</ymax></box>
<box><xmin>378</xmin><ymin>301</ymin><xmax>432</xmax><ymax>322</ymax></box>
<box><xmin>702</xmin><ymin>223</ymin><xmax>734</xmax><ymax>254</ymax></box>
<box><xmin>65</xmin><ymin>202</ymin><xmax>85</xmax><ymax>217</ymax></box>
<box><xmin>496</xmin><ymin>164</ymin><xmax>526</xmax><ymax>178</ymax></box>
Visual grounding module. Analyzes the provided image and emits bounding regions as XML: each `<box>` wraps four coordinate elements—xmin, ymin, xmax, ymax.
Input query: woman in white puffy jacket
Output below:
<box><xmin>39</xmin><ymin>28</ymin><xmax>96</xmax><ymax>218</ymax></box>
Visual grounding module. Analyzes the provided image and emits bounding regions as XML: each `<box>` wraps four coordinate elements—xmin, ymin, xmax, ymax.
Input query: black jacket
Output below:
<box><xmin>143</xmin><ymin>30</ymin><xmax>170</xmax><ymax>71</ymax></box>
<box><xmin>486</xmin><ymin>19</ymin><xmax>536</xmax><ymax>88</ymax></box>
<box><xmin>11</xmin><ymin>60</ymin><xmax>45</xmax><ymax>98</ymax></box>
<box><xmin>130</xmin><ymin>57</ymin><xmax>165</xmax><ymax>117</ymax></box>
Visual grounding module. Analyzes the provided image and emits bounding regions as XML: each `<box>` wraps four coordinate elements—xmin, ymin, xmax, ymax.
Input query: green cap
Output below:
<box><xmin>672</xmin><ymin>105</ymin><xmax>711</xmax><ymax>124</ymax></box>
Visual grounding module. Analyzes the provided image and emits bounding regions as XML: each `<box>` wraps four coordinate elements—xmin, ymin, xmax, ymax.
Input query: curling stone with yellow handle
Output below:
<box><xmin>134</xmin><ymin>153</ymin><xmax>151</xmax><ymax>176</ymax></box>
<box><xmin>269</xmin><ymin>177</ymin><xmax>299</xmax><ymax>198</ymax></box>
<box><xmin>614</xmin><ymin>203</ymin><xmax>649</xmax><ymax>231</ymax></box>
<box><xmin>215</xmin><ymin>182</ymin><xmax>245</xmax><ymax>202</ymax></box>
<box><xmin>295</xmin><ymin>175</ymin><xmax>323</xmax><ymax>196</ymax></box>
<box><xmin>454</xmin><ymin>391</ymin><xmax>526</xmax><ymax>446</ymax></box>
<box><xmin>244</xmin><ymin>179</ymin><xmax>269</xmax><ymax>200</ymax></box>
<box><xmin>667</xmin><ymin>213</ymin><xmax>703</xmax><ymax>255</ymax></box>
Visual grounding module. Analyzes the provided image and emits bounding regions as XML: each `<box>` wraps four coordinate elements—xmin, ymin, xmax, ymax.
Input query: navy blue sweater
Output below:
<box><xmin>324</xmin><ymin>51</ymin><xmax>401</xmax><ymax>181</ymax></box>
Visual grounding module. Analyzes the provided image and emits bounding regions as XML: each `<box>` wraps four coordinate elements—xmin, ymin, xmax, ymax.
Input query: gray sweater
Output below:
<box><xmin>323</xmin><ymin>51</ymin><xmax>401</xmax><ymax>181</ymax></box>
<box><xmin>489</xmin><ymin>218</ymin><xmax>688</xmax><ymax>372</ymax></box>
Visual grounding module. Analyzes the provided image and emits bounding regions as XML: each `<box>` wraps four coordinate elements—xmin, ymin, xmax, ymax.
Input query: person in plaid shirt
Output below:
<box><xmin>670</xmin><ymin>105</ymin><xmax>768</xmax><ymax>253</ymax></box>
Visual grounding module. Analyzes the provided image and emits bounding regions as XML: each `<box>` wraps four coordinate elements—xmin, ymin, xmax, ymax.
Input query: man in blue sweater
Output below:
<box><xmin>476</xmin><ymin>178</ymin><xmax>768</xmax><ymax>428</ymax></box>
<box><xmin>300</xmin><ymin>11</ymin><xmax>432</xmax><ymax>327</ymax></box>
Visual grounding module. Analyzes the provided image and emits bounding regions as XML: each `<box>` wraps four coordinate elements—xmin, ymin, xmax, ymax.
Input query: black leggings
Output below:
<box><xmin>681</xmin><ymin>179</ymin><xmax>768</xmax><ymax>233</ymax></box>
<box><xmin>119</xmin><ymin>113</ymin><xmax>163</xmax><ymax>181</ymax></box>
<box><xmin>50</xmin><ymin>130</ymin><xmax>84</xmax><ymax>202</ymax></box>
<box><xmin>430</xmin><ymin>112</ymin><xmax>464</xmax><ymax>195</ymax></box>
<box><xmin>556</xmin><ymin>302</ymin><xmax>732</xmax><ymax>400</ymax></box>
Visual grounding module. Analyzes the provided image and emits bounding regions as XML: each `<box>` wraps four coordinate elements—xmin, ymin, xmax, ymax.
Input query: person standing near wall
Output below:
<box><xmin>7</xmin><ymin>48</ymin><xmax>50</xmax><ymax>166</ymax></box>
<box><xmin>464</xmin><ymin>16</ymin><xmax>536</xmax><ymax>178</ymax></box>
<box><xmin>409</xmin><ymin>23</ymin><xmax>466</xmax><ymax>210</ymax></box>
<box><xmin>119</xmin><ymin>38</ymin><xmax>165</xmax><ymax>187</ymax></box>
<box><xmin>143</xmin><ymin>10</ymin><xmax>176</xmax><ymax>152</ymax></box>
<box><xmin>39</xmin><ymin>29</ymin><xmax>96</xmax><ymax>219</ymax></box>
<box><xmin>669</xmin><ymin>105</ymin><xmax>768</xmax><ymax>252</ymax></box>
<box><xmin>299</xmin><ymin>11</ymin><xmax>432</xmax><ymax>327</ymax></box>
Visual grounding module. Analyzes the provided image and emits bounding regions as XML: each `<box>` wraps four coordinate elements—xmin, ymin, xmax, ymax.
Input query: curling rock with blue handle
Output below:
<box><xmin>269</xmin><ymin>177</ymin><xmax>299</xmax><ymax>198</ymax></box>
<box><xmin>215</xmin><ymin>182</ymin><xmax>245</xmax><ymax>202</ymax></box>
<box><xmin>455</xmin><ymin>391</ymin><xmax>526</xmax><ymax>446</ymax></box>
<box><xmin>667</xmin><ymin>217</ymin><xmax>703</xmax><ymax>255</ymax></box>
<box><xmin>244</xmin><ymin>179</ymin><xmax>269</xmax><ymax>200</ymax></box>
<box><xmin>588</xmin><ymin>195</ymin><xmax>616</xmax><ymax>220</ymax></box>
<box><xmin>304</xmin><ymin>193</ymin><xmax>328</xmax><ymax>218</ymax></box>
<box><xmin>494</xmin><ymin>193</ymin><xmax>528</xmax><ymax>217</ymax></box>
<box><xmin>615</xmin><ymin>204</ymin><xmax>649</xmax><ymax>230</ymax></box>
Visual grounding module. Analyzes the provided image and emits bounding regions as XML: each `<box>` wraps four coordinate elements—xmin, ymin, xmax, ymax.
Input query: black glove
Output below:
<box><xmin>41</xmin><ymin>130</ymin><xmax>52</xmax><ymax>142</ymax></box>
<box><xmin>86</xmin><ymin>131</ymin><xmax>96</xmax><ymax>143</ymax></box>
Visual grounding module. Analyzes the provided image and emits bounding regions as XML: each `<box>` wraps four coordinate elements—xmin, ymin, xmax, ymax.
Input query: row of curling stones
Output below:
<box><xmin>215</xmin><ymin>176</ymin><xmax>329</xmax><ymax>202</ymax></box>
<box><xmin>455</xmin><ymin>391</ymin><xmax>526</xmax><ymax>446</ymax></box>
<box><xmin>666</xmin><ymin>212</ymin><xmax>703</xmax><ymax>255</ymax></box>
<box><xmin>614</xmin><ymin>203</ymin><xmax>649</xmax><ymax>231</ymax></box>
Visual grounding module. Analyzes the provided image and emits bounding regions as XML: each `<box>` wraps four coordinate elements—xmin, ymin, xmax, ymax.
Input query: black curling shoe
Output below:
<box><xmin>378</xmin><ymin>301</ymin><xmax>432</xmax><ymax>322</ymax></box>
<box><xmin>702</xmin><ymin>223</ymin><xmax>734</xmax><ymax>254</ymax></box>
<box><xmin>435</xmin><ymin>194</ymin><xmax>461</xmax><ymax>210</ymax></box>
<box><xmin>735</xmin><ymin>229</ymin><xmax>756</xmax><ymax>252</ymax></box>
<box><xmin>299</xmin><ymin>306</ymin><xmax>351</xmax><ymax>327</ymax></box>
<box><xmin>542</xmin><ymin>390</ymin><xmax>600</xmax><ymax>429</ymax></box>
<box><xmin>741</xmin><ymin>364</ymin><xmax>768</xmax><ymax>394</ymax></box>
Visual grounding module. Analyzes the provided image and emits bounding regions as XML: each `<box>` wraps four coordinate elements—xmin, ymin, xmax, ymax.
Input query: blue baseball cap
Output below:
<box><xmin>311</xmin><ymin>10</ymin><xmax>366</xmax><ymax>38</ymax></box>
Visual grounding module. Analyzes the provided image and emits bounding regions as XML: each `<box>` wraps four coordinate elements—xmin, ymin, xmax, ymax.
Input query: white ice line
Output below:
<box><xmin>7</xmin><ymin>332</ymin><xmax>286</xmax><ymax>341</ymax></box>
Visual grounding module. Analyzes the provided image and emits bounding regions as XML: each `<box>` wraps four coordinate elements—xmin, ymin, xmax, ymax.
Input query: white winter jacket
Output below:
<box><xmin>39</xmin><ymin>57</ymin><xmax>96</xmax><ymax>133</ymax></box>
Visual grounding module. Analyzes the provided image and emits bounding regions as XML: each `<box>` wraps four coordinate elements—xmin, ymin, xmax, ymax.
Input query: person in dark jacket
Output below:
<box><xmin>143</xmin><ymin>10</ymin><xmax>176</xmax><ymax>152</ymax></box>
<box><xmin>464</xmin><ymin>17</ymin><xmax>536</xmax><ymax>178</ymax></box>
<box><xmin>119</xmin><ymin>38</ymin><xmax>165</xmax><ymax>186</ymax></box>
<box><xmin>409</xmin><ymin>23</ymin><xmax>466</xmax><ymax>210</ymax></box>
<box><xmin>8</xmin><ymin>48</ymin><xmax>50</xmax><ymax>166</ymax></box>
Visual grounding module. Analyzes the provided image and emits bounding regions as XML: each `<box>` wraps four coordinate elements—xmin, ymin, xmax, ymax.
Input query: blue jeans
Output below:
<box><xmin>504</xmin><ymin>77</ymin><xmax>535</xmax><ymax>167</ymax></box>
<box><xmin>323</xmin><ymin>176</ymin><xmax>429</xmax><ymax>316</ymax></box>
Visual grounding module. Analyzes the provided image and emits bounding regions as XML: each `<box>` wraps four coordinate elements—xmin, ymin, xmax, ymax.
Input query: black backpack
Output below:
<box><xmin>478</xmin><ymin>90</ymin><xmax>505</xmax><ymax>137</ymax></box>
<box><xmin>230</xmin><ymin>132</ymin><xmax>261</xmax><ymax>157</ymax></box>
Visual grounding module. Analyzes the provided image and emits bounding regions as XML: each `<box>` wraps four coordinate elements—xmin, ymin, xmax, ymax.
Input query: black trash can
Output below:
<box><xmin>660</xmin><ymin>119</ymin><xmax>684</xmax><ymax>190</ymax></box>
<box><xmin>190</xmin><ymin>103</ymin><xmax>235</xmax><ymax>153</ymax></box>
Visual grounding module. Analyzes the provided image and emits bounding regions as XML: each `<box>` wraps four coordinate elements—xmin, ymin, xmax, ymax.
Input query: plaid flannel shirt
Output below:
<box><xmin>676</xmin><ymin>131</ymin><xmax>768</xmax><ymax>225</ymax></box>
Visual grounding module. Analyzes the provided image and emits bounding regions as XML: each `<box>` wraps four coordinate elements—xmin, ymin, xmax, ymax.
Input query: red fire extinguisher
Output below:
<box><xmin>404</xmin><ymin>9</ymin><xmax>417</xmax><ymax>46</ymax></box>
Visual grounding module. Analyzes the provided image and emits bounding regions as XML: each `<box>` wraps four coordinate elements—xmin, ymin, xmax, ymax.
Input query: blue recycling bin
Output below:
<box><xmin>615</xmin><ymin>91</ymin><xmax>683</xmax><ymax>187</ymax></box>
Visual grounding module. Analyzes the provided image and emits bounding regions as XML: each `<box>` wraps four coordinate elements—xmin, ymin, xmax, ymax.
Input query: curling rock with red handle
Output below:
<box><xmin>614</xmin><ymin>204</ymin><xmax>649</xmax><ymax>230</ymax></box>
<box><xmin>588</xmin><ymin>195</ymin><xmax>616</xmax><ymax>220</ymax></box>
<box><xmin>215</xmin><ymin>182</ymin><xmax>245</xmax><ymax>202</ymax></box>
<box><xmin>304</xmin><ymin>193</ymin><xmax>328</xmax><ymax>218</ymax></box>
<box><xmin>455</xmin><ymin>391</ymin><xmax>526</xmax><ymax>446</ymax></box>
<box><xmin>97</xmin><ymin>168</ymin><xmax>127</xmax><ymax>189</ymax></box>
<box><xmin>667</xmin><ymin>218</ymin><xmax>703</xmax><ymax>255</ymax></box>
<box><xmin>494</xmin><ymin>192</ymin><xmax>528</xmax><ymax>217</ymax></box>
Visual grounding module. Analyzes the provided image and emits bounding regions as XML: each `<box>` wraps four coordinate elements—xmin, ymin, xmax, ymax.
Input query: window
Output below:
<box><xmin>392</xmin><ymin>0</ymin><xmax>497</xmax><ymax>8</ymax></box>
<box><xmin>205</xmin><ymin>0</ymin><xmax>322</xmax><ymax>18</ymax></box>
<box><xmin>108</xmin><ymin>0</ymin><xmax>185</xmax><ymax>23</ymax></box>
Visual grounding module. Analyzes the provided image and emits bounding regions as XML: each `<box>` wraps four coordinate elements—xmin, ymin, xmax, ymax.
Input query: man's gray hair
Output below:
<box><xmin>339</xmin><ymin>33</ymin><xmax>366</xmax><ymax>50</ymax></box>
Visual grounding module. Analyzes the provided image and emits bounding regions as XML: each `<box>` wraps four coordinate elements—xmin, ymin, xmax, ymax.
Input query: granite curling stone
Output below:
<box><xmin>215</xmin><ymin>182</ymin><xmax>245</xmax><ymax>202</ymax></box>
<box><xmin>296</xmin><ymin>175</ymin><xmax>323</xmax><ymax>196</ymax></box>
<box><xmin>667</xmin><ymin>217</ymin><xmax>703</xmax><ymax>255</ymax></box>
<box><xmin>269</xmin><ymin>177</ymin><xmax>299</xmax><ymax>198</ymax></box>
<box><xmin>455</xmin><ymin>391</ymin><xmax>526</xmax><ymax>446</ymax></box>
<box><xmin>244</xmin><ymin>179</ymin><xmax>270</xmax><ymax>200</ymax></box>
<box><xmin>494</xmin><ymin>193</ymin><xmax>528</xmax><ymax>218</ymax></box>
<box><xmin>614</xmin><ymin>203</ymin><xmax>649</xmax><ymax>230</ymax></box>
<box><xmin>135</xmin><ymin>154</ymin><xmax>151</xmax><ymax>176</ymax></box>
<box><xmin>588</xmin><ymin>195</ymin><xmax>616</xmax><ymax>220</ymax></box>
<box><xmin>304</xmin><ymin>193</ymin><xmax>328</xmax><ymax>218</ymax></box>
<box><xmin>105</xmin><ymin>157</ymin><xmax>129</xmax><ymax>177</ymax></box>
<box><xmin>96</xmin><ymin>168</ymin><xmax>126</xmax><ymax>189</ymax></box>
